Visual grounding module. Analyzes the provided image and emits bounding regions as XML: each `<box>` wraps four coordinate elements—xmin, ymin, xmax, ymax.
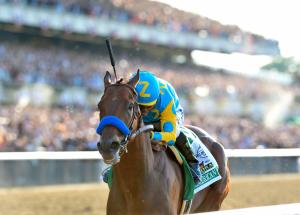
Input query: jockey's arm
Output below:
<box><xmin>151</xmin><ymin>100</ymin><xmax>177</xmax><ymax>146</ymax></box>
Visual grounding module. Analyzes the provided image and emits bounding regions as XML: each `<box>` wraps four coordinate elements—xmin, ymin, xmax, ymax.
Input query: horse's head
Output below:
<box><xmin>96</xmin><ymin>71</ymin><xmax>142</xmax><ymax>164</ymax></box>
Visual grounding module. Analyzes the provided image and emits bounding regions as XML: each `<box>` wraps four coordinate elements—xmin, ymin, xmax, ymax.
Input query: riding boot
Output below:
<box><xmin>175</xmin><ymin>132</ymin><xmax>196</xmax><ymax>161</ymax></box>
<box><xmin>175</xmin><ymin>132</ymin><xmax>202</xmax><ymax>184</ymax></box>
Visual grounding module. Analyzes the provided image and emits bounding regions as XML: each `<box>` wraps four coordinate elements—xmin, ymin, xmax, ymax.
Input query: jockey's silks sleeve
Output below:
<box><xmin>152</xmin><ymin>100</ymin><xmax>177</xmax><ymax>145</ymax></box>
<box><xmin>142</xmin><ymin>78</ymin><xmax>181</xmax><ymax>146</ymax></box>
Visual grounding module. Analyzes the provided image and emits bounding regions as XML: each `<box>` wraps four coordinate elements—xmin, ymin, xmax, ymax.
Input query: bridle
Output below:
<box><xmin>96</xmin><ymin>83</ymin><xmax>153</xmax><ymax>155</ymax></box>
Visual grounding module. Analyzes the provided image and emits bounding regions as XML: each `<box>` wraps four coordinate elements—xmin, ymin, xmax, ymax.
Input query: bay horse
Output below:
<box><xmin>97</xmin><ymin>71</ymin><xmax>230</xmax><ymax>215</ymax></box>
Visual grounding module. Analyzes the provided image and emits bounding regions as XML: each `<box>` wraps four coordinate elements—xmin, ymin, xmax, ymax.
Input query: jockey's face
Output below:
<box><xmin>140</xmin><ymin>105</ymin><xmax>154</xmax><ymax>116</ymax></box>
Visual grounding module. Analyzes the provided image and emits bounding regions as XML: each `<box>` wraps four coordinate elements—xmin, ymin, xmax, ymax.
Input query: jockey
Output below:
<box><xmin>135</xmin><ymin>71</ymin><xmax>201</xmax><ymax>183</ymax></box>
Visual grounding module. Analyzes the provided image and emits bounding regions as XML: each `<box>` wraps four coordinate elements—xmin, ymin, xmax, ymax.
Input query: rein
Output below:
<box><xmin>96</xmin><ymin>83</ymin><xmax>153</xmax><ymax>155</ymax></box>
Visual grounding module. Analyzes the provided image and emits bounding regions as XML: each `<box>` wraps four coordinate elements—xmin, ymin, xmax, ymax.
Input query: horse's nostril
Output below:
<box><xmin>111</xmin><ymin>141</ymin><xmax>120</xmax><ymax>150</ymax></box>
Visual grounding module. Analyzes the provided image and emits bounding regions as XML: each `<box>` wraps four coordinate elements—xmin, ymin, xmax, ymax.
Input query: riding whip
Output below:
<box><xmin>105</xmin><ymin>39</ymin><xmax>118</xmax><ymax>82</ymax></box>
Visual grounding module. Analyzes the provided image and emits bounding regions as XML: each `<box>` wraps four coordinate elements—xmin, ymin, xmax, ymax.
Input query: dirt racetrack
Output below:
<box><xmin>0</xmin><ymin>174</ymin><xmax>300</xmax><ymax>215</ymax></box>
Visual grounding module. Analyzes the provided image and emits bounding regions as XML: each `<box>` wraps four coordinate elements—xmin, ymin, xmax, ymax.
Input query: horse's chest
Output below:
<box><xmin>108</xmin><ymin>186</ymin><xmax>176</xmax><ymax>215</ymax></box>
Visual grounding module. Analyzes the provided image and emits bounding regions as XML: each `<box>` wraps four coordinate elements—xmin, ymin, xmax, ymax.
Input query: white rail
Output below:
<box><xmin>195</xmin><ymin>203</ymin><xmax>300</xmax><ymax>215</ymax></box>
<box><xmin>1</xmin><ymin>149</ymin><xmax>300</xmax><ymax>160</ymax></box>
<box><xmin>225</xmin><ymin>148</ymin><xmax>300</xmax><ymax>157</ymax></box>
<box><xmin>0</xmin><ymin>151</ymin><xmax>101</xmax><ymax>160</ymax></box>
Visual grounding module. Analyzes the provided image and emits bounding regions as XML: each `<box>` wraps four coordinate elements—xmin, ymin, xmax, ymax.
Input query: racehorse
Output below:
<box><xmin>97</xmin><ymin>71</ymin><xmax>230</xmax><ymax>215</ymax></box>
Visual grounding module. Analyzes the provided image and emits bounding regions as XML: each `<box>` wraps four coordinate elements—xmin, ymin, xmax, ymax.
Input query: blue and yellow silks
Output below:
<box><xmin>136</xmin><ymin>72</ymin><xmax>181</xmax><ymax>146</ymax></box>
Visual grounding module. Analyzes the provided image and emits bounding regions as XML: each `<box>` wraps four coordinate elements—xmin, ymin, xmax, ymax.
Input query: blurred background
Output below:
<box><xmin>0</xmin><ymin>0</ymin><xmax>299</xmax><ymax>214</ymax></box>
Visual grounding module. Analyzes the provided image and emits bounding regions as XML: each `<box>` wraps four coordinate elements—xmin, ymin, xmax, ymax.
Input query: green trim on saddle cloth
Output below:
<box><xmin>176</xmin><ymin>148</ymin><xmax>195</xmax><ymax>200</ymax></box>
<box><xmin>106</xmin><ymin>147</ymin><xmax>195</xmax><ymax>201</ymax></box>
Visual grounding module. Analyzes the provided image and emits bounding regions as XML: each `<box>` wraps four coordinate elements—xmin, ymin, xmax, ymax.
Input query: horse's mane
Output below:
<box><xmin>107</xmin><ymin>78</ymin><xmax>138</xmax><ymax>98</ymax></box>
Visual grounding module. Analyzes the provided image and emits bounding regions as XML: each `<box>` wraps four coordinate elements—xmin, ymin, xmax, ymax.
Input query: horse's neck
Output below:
<box><xmin>114</xmin><ymin>132</ymin><xmax>155</xmax><ymax>186</ymax></box>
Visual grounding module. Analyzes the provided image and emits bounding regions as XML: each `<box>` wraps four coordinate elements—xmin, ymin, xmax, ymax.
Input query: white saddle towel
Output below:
<box><xmin>179</xmin><ymin>126</ymin><xmax>222</xmax><ymax>193</ymax></box>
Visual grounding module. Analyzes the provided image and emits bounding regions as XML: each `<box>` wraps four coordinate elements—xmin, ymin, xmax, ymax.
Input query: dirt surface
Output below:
<box><xmin>1</xmin><ymin>174</ymin><xmax>300</xmax><ymax>215</ymax></box>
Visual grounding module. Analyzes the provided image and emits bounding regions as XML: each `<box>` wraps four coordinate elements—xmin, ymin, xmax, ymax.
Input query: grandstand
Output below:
<box><xmin>0</xmin><ymin>0</ymin><xmax>279</xmax><ymax>55</ymax></box>
<box><xmin>0</xmin><ymin>0</ymin><xmax>299</xmax><ymax>153</ymax></box>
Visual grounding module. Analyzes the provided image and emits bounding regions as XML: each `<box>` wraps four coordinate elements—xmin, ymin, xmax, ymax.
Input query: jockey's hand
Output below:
<box><xmin>144</xmin><ymin>121</ymin><xmax>161</xmax><ymax>131</ymax></box>
<box><xmin>152</xmin><ymin>121</ymin><xmax>161</xmax><ymax>131</ymax></box>
<box><xmin>151</xmin><ymin>139</ymin><xmax>167</xmax><ymax>151</ymax></box>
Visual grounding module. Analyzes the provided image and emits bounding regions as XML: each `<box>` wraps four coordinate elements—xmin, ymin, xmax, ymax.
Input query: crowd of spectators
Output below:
<box><xmin>2</xmin><ymin>0</ymin><xmax>277</xmax><ymax>47</ymax></box>
<box><xmin>0</xmin><ymin>40</ymin><xmax>286</xmax><ymax>101</ymax></box>
<box><xmin>0</xmin><ymin>105</ymin><xmax>299</xmax><ymax>152</ymax></box>
<box><xmin>0</xmin><ymin>42</ymin><xmax>104</xmax><ymax>92</ymax></box>
<box><xmin>188</xmin><ymin>115</ymin><xmax>299</xmax><ymax>149</ymax></box>
<box><xmin>0</xmin><ymin>39</ymin><xmax>299</xmax><ymax>151</ymax></box>
<box><xmin>0</xmin><ymin>106</ymin><xmax>98</xmax><ymax>151</ymax></box>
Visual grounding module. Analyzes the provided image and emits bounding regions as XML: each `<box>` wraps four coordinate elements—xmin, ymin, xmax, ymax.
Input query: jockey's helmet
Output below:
<box><xmin>135</xmin><ymin>71</ymin><xmax>160</xmax><ymax>106</ymax></box>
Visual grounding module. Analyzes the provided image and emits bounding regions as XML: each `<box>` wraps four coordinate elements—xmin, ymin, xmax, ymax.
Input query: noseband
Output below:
<box><xmin>96</xmin><ymin>83</ymin><xmax>153</xmax><ymax>154</ymax></box>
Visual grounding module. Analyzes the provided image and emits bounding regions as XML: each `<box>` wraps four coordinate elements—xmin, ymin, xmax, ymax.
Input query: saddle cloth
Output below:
<box><xmin>179</xmin><ymin>126</ymin><xmax>222</xmax><ymax>194</ymax></box>
<box><xmin>169</xmin><ymin>126</ymin><xmax>222</xmax><ymax>214</ymax></box>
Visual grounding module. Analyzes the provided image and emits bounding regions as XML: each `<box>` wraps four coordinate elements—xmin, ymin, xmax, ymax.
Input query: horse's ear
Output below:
<box><xmin>104</xmin><ymin>71</ymin><xmax>112</xmax><ymax>88</ymax></box>
<box><xmin>128</xmin><ymin>69</ymin><xmax>140</xmax><ymax>88</ymax></box>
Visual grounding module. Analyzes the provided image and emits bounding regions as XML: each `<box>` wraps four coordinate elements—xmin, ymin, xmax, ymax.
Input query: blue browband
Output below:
<box><xmin>96</xmin><ymin>115</ymin><xmax>130</xmax><ymax>136</ymax></box>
